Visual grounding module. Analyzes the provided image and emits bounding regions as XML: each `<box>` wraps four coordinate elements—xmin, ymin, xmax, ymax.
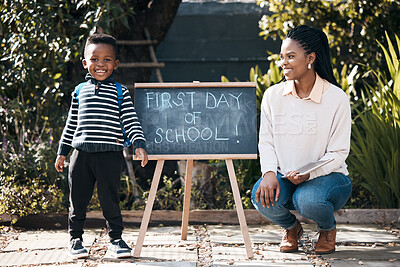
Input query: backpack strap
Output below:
<box><xmin>116</xmin><ymin>82</ymin><xmax>123</xmax><ymax>108</ymax></box>
<box><xmin>74</xmin><ymin>82</ymin><xmax>88</xmax><ymax>102</ymax></box>
<box><xmin>115</xmin><ymin>82</ymin><xmax>132</xmax><ymax>147</ymax></box>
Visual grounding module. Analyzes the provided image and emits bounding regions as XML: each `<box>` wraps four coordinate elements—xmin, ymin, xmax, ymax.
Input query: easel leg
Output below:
<box><xmin>225</xmin><ymin>159</ymin><xmax>254</xmax><ymax>258</ymax></box>
<box><xmin>133</xmin><ymin>159</ymin><xmax>165</xmax><ymax>258</ymax></box>
<box><xmin>181</xmin><ymin>159</ymin><xmax>194</xmax><ymax>240</ymax></box>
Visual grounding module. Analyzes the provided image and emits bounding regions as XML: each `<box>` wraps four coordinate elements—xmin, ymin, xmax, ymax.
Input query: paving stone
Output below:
<box><xmin>334</xmin><ymin>224</ymin><xmax>400</xmax><ymax>243</ymax></box>
<box><xmin>329</xmin><ymin>259</ymin><xmax>400</xmax><ymax>267</ymax></box>
<box><xmin>122</xmin><ymin>229</ymin><xmax>141</xmax><ymax>236</ymax></box>
<box><xmin>145</xmin><ymin>226</ymin><xmax>187</xmax><ymax>236</ymax></box>
<box><xmin>101</xmin><ymin>246</ymin><xmax>197</xmax><ymax>261</ymax></box>
<box><xmin>293</xmin><ymin>224</ymin><xmax>398</xmax><ymax>243</ymax></box>
<box><xmin>0</xmin><ymin>249</ymin><xmax>77</xmax><ymax>266</ymax></box>
<box><xmin>257</xmin><ymin>245</ymin><xmax>308</xmax><ymax>261</ymax></box>
<box><xmin>324</xmin><ymin>245</ymin><xmax>400</xmax><ymax>261</ymax></box>
<box><xmin>208</xmin><ymin>225</ymin><xmax>283</xmax><ymax>244</ymax></box>
<box><xmin>0</xmin><ymin>223</ymin><xmax>398</xmax><ymax>266</ymax></box>
<box><xmin>123</xmin><ymin>232</ymin><xmax>196</xmax><ymax>246</ymax></box>
<box><xmin>212</xmin><ymin>245</ymin><xmax>305</xmax><ymax>261</ymax></box>
<box><xmin>122</xmin><ymin>226</ymin><xmax>196</xmax><ymax>248</ymax></box>
<box><xmin>4</xmin><ymin>229</ymin><xmax>99</xmax><ymax>251</ymax></box>
<box><xmin>209</xmin><ymin>224</ymin><xmax>399</xmax><ymax>245</ymax></box>
<box><xmin>213</xmin><ymin>260</ymin><xmax>312</xmax><ymax>266</ymax></box>
<box><xmin>98</xmin><ymin>262</ymin><xmax>196</xmax><ymax>266</ymax></box>
<box><xmin>209</xmin><ymin>225</ymin><xmax>282</xmax><ymax>235</ymax></box>
<box><xmin>139</xmin><ymin>246</ymin><xmax>197</xmax><ymax>261</ymax></box>
<box><xmin>211</xmin><ymin>244</ymin><xmax>248</xmax><ymax>260</ymax></box>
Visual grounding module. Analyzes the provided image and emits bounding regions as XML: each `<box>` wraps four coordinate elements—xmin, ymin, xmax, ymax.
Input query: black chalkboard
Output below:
<box><xmin>134</xmin><ymin>82</ymin><xmax>257</xmax><ymax>157</ymax></box>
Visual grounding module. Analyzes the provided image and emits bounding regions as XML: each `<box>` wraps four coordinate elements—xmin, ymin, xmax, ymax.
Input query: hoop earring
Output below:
<box><xmin>308</xmin><ymin>63</ymin><xmax>312</xmax><ymax>69</ymax></box>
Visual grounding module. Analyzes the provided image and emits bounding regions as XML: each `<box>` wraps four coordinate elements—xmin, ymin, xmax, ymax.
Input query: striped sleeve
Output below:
<box><xmin>57</xmin><ymin>90</ymin><xmax>79</xmax><ymax>156</ymax></box>
<box><xmin>120</xmin><ymin>85</ymin><xmax>147</xmax><ymax>149</ymax></box>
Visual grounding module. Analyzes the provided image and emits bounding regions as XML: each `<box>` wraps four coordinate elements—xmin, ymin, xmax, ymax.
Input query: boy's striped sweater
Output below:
<box><xmin>57</xmin><ymin>74</ymin><xmax>146</xmax><ymax>156</ymax></box>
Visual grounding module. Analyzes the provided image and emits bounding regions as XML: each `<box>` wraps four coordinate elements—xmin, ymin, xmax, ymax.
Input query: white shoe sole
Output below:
<box><xmin>69</xmin><ymin>252</ymin><xmax>88</xmax><ymax>259</ymax></box>
<box><xmin>109</xmin><ymin>250</ymin><xmax>131</xmax><ymax>258</ymax></box>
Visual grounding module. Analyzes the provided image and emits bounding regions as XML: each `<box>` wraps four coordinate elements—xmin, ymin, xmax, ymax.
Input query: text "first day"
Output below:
<box><xmin>145</xmin><ymin>91</ymin><xmax>243</xmax><ymax>110</ymax></box>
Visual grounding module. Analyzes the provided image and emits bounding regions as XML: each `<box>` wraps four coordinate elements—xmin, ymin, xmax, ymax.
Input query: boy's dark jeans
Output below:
<box><xmin>68</xmin><ymin>149</ymin><xmax>124</xmax><ymax>242</ymax></box>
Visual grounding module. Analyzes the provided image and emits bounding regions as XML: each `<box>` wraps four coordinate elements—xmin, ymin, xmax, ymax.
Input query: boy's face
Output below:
<box><xmin>82</xmin><ymin>43</ymin><xmax>119</xmax><ymax>81</ymax></box>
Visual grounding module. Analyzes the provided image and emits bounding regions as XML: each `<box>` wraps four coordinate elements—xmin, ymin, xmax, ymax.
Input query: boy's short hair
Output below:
<box><xmin>84</xmin><ymin>33</ymin><xmax>118</xmax><ymax>59</ymax></box>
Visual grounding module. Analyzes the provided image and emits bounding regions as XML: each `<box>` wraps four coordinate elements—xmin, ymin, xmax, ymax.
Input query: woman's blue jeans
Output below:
<box><xmin>251</xmin><ymin>172</ymin><xmax>352</xmax><ymax>231</ymax></box>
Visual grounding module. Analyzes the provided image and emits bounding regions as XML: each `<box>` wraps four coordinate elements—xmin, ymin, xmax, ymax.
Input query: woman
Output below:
<box><xmin>251</xmin><ymin>25</ymin><xmax>352</xmax><ymax>254</ymax></box>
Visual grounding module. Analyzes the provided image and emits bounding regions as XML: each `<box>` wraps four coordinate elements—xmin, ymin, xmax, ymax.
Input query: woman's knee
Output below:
<box><xmin>252</xmin><ymin>190</ymin><xmax>288</xmax><ymax>215</ymax></box>
<box><xmin>251</xmin><ymin>178</ymin><xmax>266</xmax><ymax>210</ymax></box>
<box><xmin>251</xmin><ymin>196</ymin><xmax>287</xmax><ymax>220</ymax></box>
<box><xmin>294</xmin><ymin>199</ymin><xmax>333</xmax><ymax>219</ymax></box>
<box><xmin>293</xmin><ymin>173</ymin><xmax>352</xmax><ymax>211</ymax></box>
<box><xmin>250</xmin><ymin>177</ymin><xmax>262</xmax><ymax>203</ymax></box>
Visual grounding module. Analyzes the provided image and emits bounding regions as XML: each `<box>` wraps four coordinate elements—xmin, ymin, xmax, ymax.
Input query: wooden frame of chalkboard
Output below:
<box><xmin>132</xmin><ymin>82</ymin><xmax>256</xmax><ymax>259</ymax></box>
<box><xmin>134</xmin><ymin>82</ymin><xmax>258</xmax><ymax>160</ymax></box>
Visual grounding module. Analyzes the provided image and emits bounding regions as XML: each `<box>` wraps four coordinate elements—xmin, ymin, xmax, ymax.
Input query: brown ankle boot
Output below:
<box><xmin>315</xmin><ymin>227</ymin><xmax>336</xmax><ymax>254</ymax></box>
<box><xmin>280</xmin><ymin>220</ymin><xmax>303</xmax><ymax>253</ymax></box>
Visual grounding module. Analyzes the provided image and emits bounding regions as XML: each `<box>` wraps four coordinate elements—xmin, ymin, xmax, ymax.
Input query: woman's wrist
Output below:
<box><xmin>262</xmin><ymin>171</ymin><xmax>276</xmax><ymax>179</ymax></box>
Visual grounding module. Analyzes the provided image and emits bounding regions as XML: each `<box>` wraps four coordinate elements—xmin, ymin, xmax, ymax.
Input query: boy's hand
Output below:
<box><xmin>55</xmin><ymin>155</ymin><xmax>66</xmax><ymax>172</ymax></box>
<box><xmin>134</xmin><ymin>148</ymin><xmax>148</xmax><ymax>167</ymax></box>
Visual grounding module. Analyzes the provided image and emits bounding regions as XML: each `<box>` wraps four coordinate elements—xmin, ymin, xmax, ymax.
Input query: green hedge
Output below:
<box><xmin>0</xmin><ymin>0</ymin><xmax>134</xmax><ymax>221</ymax></box>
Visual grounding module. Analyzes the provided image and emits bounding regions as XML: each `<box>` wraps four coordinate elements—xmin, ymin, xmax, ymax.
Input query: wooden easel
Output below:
<box><xmin>133</xmin><ymin>154</ymin><xmax>256</xmax><ymax>259</ymax></box>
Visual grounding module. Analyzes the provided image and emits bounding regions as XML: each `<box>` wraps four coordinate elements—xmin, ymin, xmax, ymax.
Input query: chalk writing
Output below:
<box><xmin>135</xmin><ymin>85</ymin><xmax>257</xmax><ymax>155</ymax></box>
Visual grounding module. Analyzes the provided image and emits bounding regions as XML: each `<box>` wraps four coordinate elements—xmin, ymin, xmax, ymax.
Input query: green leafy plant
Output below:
<box><xmin>348</xmin><ymin>33</ymin><xmax>400</xmax><ymax>208</ymax></box>
<box><xmin>194</xmin><ymin>160</ymin><xmax>250</xmax><ymax>210</ymax></box>
<box><xmin>0</xmin><ymin>0</ymin><xmax>135</xmax><ymax>221</ymax></box>
<box><xmin>256</xmin><ymin>0</ymin><xmax>400</xmax><ymax>73</ymax></box>
<box><xmin>0</xmin><ymin>137</ymin><xmax>65</xmax><ymax>221</ymax></box>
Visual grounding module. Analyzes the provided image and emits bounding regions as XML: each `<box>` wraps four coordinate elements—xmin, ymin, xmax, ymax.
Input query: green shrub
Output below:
<box><xmin>0</xmin><ymin>0</ymin><xmax>134</xmax><ymax>221</ymax></box>
<box><xmin>0</xmin><ymin>136</ymin><xmax>65</xmax><ymax>221</ymax></box>
<box><xmin>256</xmin><ymin>0</ymin><xmax>400</xmax><ymax>72</ymax></box>
<box><xmin>348</xmin><ymin>33</ymin><xmax>400</xmax><ymax>208</ymax></box>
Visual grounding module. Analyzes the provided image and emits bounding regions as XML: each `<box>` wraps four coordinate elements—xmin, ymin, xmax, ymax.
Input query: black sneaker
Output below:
<box><xmin>68</xmin><ymin>238</ymin><xmax>88</xmax><ymax>259</ymax></box>
<box><xmin>108</xmin><ymin>239</ymin><xmax>132</xmax><ymax>258</ymax></box>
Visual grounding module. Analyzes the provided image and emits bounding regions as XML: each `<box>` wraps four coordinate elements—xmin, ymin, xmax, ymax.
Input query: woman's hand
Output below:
<box><xmin>255</xmin><ymin>171</ymin><xmax>280</xmax><ymax>208</ymax></box>
<box><xmin>285</xmin><ymin>171</ymin><xmax>310</xmax><ymax>185</ymax></box>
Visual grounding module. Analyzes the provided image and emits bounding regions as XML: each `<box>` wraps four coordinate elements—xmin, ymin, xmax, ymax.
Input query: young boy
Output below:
<box><xmin>55</xmin><ymin>33</ymin><xmax>148</xmax><ymax>259</ymax></box>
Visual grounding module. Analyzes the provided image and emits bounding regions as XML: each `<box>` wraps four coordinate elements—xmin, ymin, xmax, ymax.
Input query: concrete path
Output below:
<box><xmin>0</xmin><ymin>223</ymin><xmax>399</xmax><ymax>266</ymax></box>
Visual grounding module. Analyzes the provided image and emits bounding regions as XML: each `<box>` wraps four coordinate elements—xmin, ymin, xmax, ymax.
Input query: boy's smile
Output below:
<box><xmin>82</xmin><ymin>43</ymin><xmax>119</xmax><ymax>81</ymax></box>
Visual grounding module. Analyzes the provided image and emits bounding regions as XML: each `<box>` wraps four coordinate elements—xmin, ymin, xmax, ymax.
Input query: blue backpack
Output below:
<box><xmin>74</xmin><ymin>81</ymin><xmax>132</xmax><ymax>147</ymax></box>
